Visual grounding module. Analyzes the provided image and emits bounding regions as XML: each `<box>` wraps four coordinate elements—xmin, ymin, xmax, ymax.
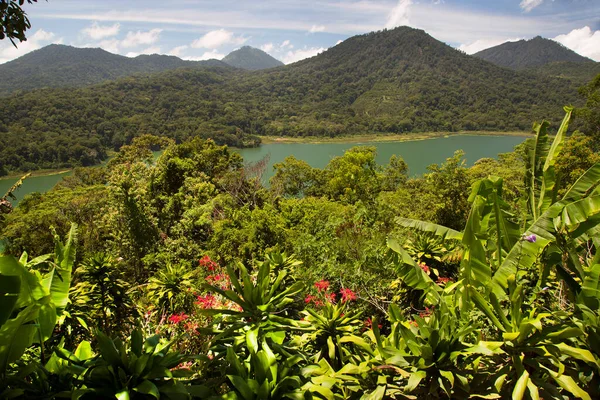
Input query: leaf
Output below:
<box><xmin>395</xmin><ymin>217</ymin><xmax>463</xmax><ymax>240</ymax></box>
<box><xmin>95</xmin><ymin>330</ymin><xmax>122</xmax><ymax>366</ymax></box>
<box><xmin>246</xmin><ymin>326</ymin><xmax>259</xmax><ymax>355</ymax></box>
<box><xmin>562</xmin><ymin>162</ymin><xmax>600</xmax><ymax>203</ymax></box>
<box><xmin>0</xmin><ymin>274</ymin><xmax>20</xmax><ymax>327</ymax></box>
<box><xmin>0</xmin><ymin>304</ymin><xmax>39</xmax><ymax>374</ymax></box>
<box><xmin>74</xmin><ymin>340</ymin><xmax>93</xmax><ymax>361</ymax></box>
<box><xmin>133</xmin><ymin>380</ymin><xmax>160</xmax><ymax>399</ymax></box>
<box><xmin>512</xmin><ymin>370</ymin><xmax>529</xmax><ymax>400</ymax></box>
<box><xmin>361</xmin><ymin>385</ymin><xmax>386</xmax><ymax>400</ymax></box>
<box><xmin>228</xmin><ymin>375</ymin><xmax>256</xmax><ymax>400</ymax></box>
<box><xmin>556</xmin><ymin>343</ymin><xmax>597</xmax><ymax>365</ymax></box>
<box><xmin>538</xmin><ymin>107</ymin><xmax>572</xmax><ymax>215</ymax></box>
<box><xmin>405</xmin><ymin>370</ymin><xmax>426</xmax><ymax>392</ymax></box>
<box><xmin>545</xmin><ymin>367</ymin><xmax>591</xmax><ymax>400</ymax></box>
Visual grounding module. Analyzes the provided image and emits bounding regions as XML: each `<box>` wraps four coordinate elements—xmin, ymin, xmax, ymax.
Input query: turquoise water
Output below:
<box><xmin>238</xmin><ymin>135</ymin><xmax>526</xmax><ymax>184</ymax></box>
<box><xmin>0</xmin><ymin>135</ymin><xmax>525</xmax><ymax>205</ymax></box>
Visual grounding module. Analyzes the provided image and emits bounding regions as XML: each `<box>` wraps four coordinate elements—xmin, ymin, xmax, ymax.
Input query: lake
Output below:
<box><xmin>0</xmin><ymin>134</ymin><xmax>525</xmax><ymax>206</ymax></box>
<box><xmin>237</xmin><ymin>134</ymin><xmax>526</xmax><ymax>184</ymax></box>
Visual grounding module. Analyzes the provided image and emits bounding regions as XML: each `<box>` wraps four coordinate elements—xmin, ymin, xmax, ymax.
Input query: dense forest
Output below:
<box><xmin>2</xmin><ymin>102</ymin><xmax>600</xmax><ymax>397</ymax></box>
<box><xmin>0</xmin><ymin>27</ymin><xmax>595</xmax><ymax>174</ymax></box>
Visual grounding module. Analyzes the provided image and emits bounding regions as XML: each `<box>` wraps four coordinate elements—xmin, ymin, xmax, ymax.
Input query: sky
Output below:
<box><xmin>1</xmin><ymin>0</ymin><xmax>599</xmax><ymax>65</ymax></box>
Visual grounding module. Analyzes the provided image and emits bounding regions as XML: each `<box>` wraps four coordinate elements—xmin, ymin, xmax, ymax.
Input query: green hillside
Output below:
<box><xmin>0</xmin><ymin>27</ymin><xmax>591</xmax><ymax>173</ymax></box>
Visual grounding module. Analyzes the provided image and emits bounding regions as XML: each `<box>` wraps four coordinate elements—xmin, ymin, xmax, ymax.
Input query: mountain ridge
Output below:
<box><xmin>473</xmin><ymin>36</ymin><xmax>595</xmax><ymax>70</ymax></box>
<box><xmin>0</xmin><ymin>44</ymin><xmax>230</xmax><ymax>96</ymax></box>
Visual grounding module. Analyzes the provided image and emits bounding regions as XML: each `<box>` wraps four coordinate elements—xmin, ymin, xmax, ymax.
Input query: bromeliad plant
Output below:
<box><xmin>199</xmin><ymin>252</ymin><xmax>308</xmax><ymax>398</ymax></box>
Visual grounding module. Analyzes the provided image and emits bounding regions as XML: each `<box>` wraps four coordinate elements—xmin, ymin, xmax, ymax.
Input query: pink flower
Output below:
<box><xmin>314</xmin><ymin>280</ymin><xmax>330</xmax><ymax>292</ymax></box>
<box><xmin>340</xmin><ymin>288</ymin><xmax>357</xmax><ymax>303</ymax></box>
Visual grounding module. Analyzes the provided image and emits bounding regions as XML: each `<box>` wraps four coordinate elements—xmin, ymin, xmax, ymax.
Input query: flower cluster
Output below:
<box><xmin>199</xmin><ymin>255</ymin><xmax>218</xmax><ymax>271</ymax></box>
<box><xmin>168</xmin><ymin>313</ymin><xmax>189</xmax><ymax>324</ymax></box>
<box><xmin>437</xmin><ymin>277</ymin><xmax>453</xmax><ymax>285</ymax></box>
<box><xmin>314</xmin><ymin>280</ymin><xmax>330</xmax><ymax>292</ymax></box>
<box><xmin>305</xmin><ymin>280</ymin><xmax>358</xmax><ymax>308</ymax></box>
<box><xmin>419</xmin><ymin>262</ymin><xmax>430</xmax><ymax>274</ymax></box>
<box><xmin>195</xmin><ymin>293</ymin><xmax>217</xmax><ymax>309</ymax></box>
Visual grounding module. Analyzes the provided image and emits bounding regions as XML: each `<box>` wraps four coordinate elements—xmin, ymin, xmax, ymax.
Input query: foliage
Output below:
<box><xmin>0</xmin><ymin>0</ymin><xmax>38</xmax><ymax>45</ymax></box>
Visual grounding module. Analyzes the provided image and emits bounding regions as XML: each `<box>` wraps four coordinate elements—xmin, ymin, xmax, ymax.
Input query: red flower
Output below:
<box><xmin>325</xmin><ymin>292</ymin><xmax>337</xmax><ymax>304</ymax></box>
<box><xmin>168</xmin><ymin>313</ymin><xmax>189</xmax><ymax>324</ymax></box>
<box><xmin>314</xmin><ymin>280</ymin><xmax>330</xmax><ymax>292</ymax></box>
<box><xmin>304</xmin><ymin>294</ymin><xmax>315</xmax><ymax>304</ymax></box>
<box><xmin>196</xmin><ymin>294</ymin><xmax>217</xmax><ymax>309</ymax></box>
<box><xmin>364</xmin><ymin>317</ymin><xmax>383</xmax><ymax>329</ymax></box>
<box><xmin>199</xmin><ymin>255</ymin><xmax>217</xmax><ymax>271</ymax></box>
<box><xmin>437</xmin><ymin>277</ymin><xmax>452</xmax><ymax>284</ymax></box>
<box><xmin>340</xmin><ymin>288</ymin><xmax>357</xmax><ymax>303</ymax></box>
<box><xmin>419</xmin><ymin>262</ymin><xmax>430</xmax><ymax>274</ymax></box>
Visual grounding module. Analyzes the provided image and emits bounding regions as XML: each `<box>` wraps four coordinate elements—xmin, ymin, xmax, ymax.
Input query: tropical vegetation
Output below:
<box><xmin>1</xmin><ymin>95</ymin><xmax>600</xmax><ymax>398</ymax></box>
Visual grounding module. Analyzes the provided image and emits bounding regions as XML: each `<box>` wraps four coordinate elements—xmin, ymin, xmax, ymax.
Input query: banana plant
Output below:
<box><xmin>0</xmin><ymin>223</ymin><xmax>77</xmax><ymax>382</ymax></box>
<box><xmin>469</xmin><ymin>275</ymin><xmax>597</xmax><ymax>400</ymax></box>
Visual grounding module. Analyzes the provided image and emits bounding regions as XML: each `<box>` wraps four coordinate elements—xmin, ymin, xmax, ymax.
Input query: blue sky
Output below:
<box><xmin>1</xmin><ymin>0</ymin><xmax>599</xmax><ymax>64</ymax></box>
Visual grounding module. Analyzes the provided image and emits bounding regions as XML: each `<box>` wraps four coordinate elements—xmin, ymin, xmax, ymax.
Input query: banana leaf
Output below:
<box><xmin>395</xmin><ymin>217</ymin><xmax>462</xmax><ymax>240</ymax></box>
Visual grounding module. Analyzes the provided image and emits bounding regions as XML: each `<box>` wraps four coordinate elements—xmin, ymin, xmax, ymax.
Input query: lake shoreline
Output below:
<box><xmin>258</xmin><ymin>131</ymin><xmax>530</xmax><ymax>145</ymax></box>
<box><xmin>0</xmin><ymin>169</ymin><xmax>71</xmax><ymax>182</ymax></box>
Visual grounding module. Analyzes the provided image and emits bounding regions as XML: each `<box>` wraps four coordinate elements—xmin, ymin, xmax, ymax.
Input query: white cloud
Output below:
<box><xmin>385</xmin><ymin>0</ymin><xmax>412</xmax><ymax>29</ymax></box>
<box><xmin>309</xmin><ymin>25</ymin><xmax>325</xmax><ymax>33</ymax></box>
<box><xmin>191</xmin><ymin>29</ymin><xmax>247</xmax><ymax>49</ymax></box>
<box><xmin>121</xmin><ymin>28</ymin><xmax>162</xmax><ymax>48</ymax></box>
<box><xmin>553</xmin><ymin>26</ymin><xmax>600</xmax><ymax>61</ymax></box>
<box><xmin>457</xmin><ymin>37</ymin><xmax>522</xmax><ymax>54</ymax></box>
<box><xmin>168</xmin><ymin>45</ymin><xmax>188</xmax><ymax>57</ymax></box>
<box><xmin>81</xmin><ymin>21</ymin><xmax>120</xmax><ymax>40</ymax></box>
<box><xmin>98</xmin><ymin>38</ymin><xmax>120</xmax><ymax>54</ymax></box>
<box><xmin>260</xmin><ymin>43</ymin><xmax>274</xmax><ymax>53</ymax></box>
<box><xmin>282</xmin><ymin>46</ymin><xmax>326</xmax><ymax>64</ymax></box>
<box><xmin>182</xmin><ymin>49</ymin><xmax>225</xmax><ymax>61</ymax></box>
<box><xmin>336</xmin><ymin>40</ymin><xmax>343</xmax><ymax>45</ymax></box>
<box><xmin>0</xmin><ymin>29</ymin><xmax>58</xmax><ymax>64</ymax></box>
<box><xmin>280</xmin><ymin>40</ymin><xmax>293</xmax><ymax>49</ymax></box>
<box><xmin>520</xmin><ymin>0</ymin><xmax>544</xmax><ymax>13</ymax></box>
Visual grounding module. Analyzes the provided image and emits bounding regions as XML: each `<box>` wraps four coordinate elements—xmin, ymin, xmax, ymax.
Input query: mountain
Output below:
<box><xmin>0</xmin><ymin>26</ymin><xmax>589</xmax><ymax>173</ymax></box>
<box><xmin>222</xmin><ymin>46</ymin><xmax>284</xmax><ymax>70</ymax></box>
<box><xmin>0</xmin><ymin>44</ymin><xmax>230</xmax><ymax>96</ymax></box>
<box><xmin>473</xmin><ymin>36</ymin><xmax>594</xmax><ymax>70</ymax></box>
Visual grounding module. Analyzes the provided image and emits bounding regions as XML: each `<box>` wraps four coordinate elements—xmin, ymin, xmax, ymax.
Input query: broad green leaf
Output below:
<box><xmin>546</xmin><ymin>367</ymin><xmax>591</xmax><ymax>400</ymax></box>
<box><xmin>0</xmin><ymin>274</ymin><xmax>20</xmax><ymax>327</ymax></box>
<box><xmin>395</xmin><ymin>217</ymin><xmax>462</xmax><ymax>240</ymax></box>
<box><xmin>228</xmin><ymin>375</ymin><xmax>256</xmax><ymax>400</ymax></box>
<box><xmin>0</xmin><ymin>304</ymin><xmax>39</xmax><ymax>374</ymax></box>
<box><xmin>538</xmin><ymin>107</ymin><xmax>572</xmax><ymax>215</ymax></box>
<box><xmin>133</xmin><ymin>380</ymin><xmax>160</xmax><ymax>399</ymax></box>
<box><xmin>562</xmin><ymin>162</ymin><xmax>600</xmax><ymax>203</ymax></box>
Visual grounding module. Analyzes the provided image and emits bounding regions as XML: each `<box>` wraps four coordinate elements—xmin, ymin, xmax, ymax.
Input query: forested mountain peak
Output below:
<box><xmin>0</xmin><ymin>43</ymin><xmax>230</xmax><ymax>96</ymax></box>
<box><xmin>473</xmin><ymin>36</ymin><xmax>594</xmax><ymax>70</ymax></box>
<box><xmin>222</xmin><ymin>46</ymin><xmax>284</xmax><ymax>70</ymax></box>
